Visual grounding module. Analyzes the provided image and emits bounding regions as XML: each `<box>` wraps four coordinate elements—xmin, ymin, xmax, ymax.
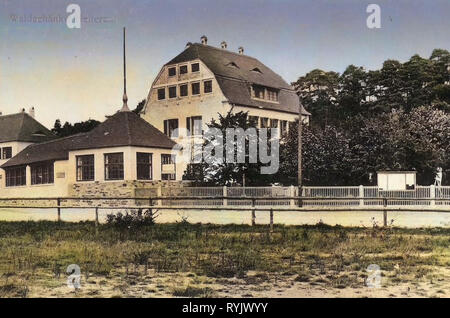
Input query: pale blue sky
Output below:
<box><xmin>0</xmin><ymin>0</ymin><xmax>449</xmax><ymax>127</ymax></box>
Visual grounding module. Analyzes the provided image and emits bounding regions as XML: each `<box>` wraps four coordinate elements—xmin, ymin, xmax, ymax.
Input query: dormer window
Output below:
<box><xmin>251</xmin><ymin>67</ymin><xmax>262</xmax><ymax>74</ymax></box>
<box><xmin>168</xmin><ymin>67</ymin><xmax>176</xmax><ymax>77</ymax></box>
<box><xmin>226</xmin><ymin>62</ymin><xmax>239</xmax><ymax>69</ymax></box>
<box><xmin>251</xmin><ymin>85</ymin><xmax>279</xmax><ymax>102</ymax></box>
<box><xmin>253</xmin><ymin>85</ymin><xmax>265</xmax><ymax>99</ymax></box>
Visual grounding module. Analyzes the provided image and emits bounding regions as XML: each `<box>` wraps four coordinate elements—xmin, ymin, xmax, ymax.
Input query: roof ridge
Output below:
<box><xmin>192</xmin><ymin>43</ymin><xmax>257</xmax><ymax>60</ymax></box>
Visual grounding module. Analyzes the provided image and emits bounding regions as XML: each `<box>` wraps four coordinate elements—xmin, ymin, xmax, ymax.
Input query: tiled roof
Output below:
<box><xmin>1</xmin><ymin>111</ymin><xmax>176</xmax><ymax>168</ymax></box>
<box><xmin>166</xmin><ymin>43</ymin><xmax>310</xmax><ymax>115</ymax></box>
<box><xmin>0</xmin><ymin>112</ymin><xmax>56</xmax><ymax>143</ymax></box>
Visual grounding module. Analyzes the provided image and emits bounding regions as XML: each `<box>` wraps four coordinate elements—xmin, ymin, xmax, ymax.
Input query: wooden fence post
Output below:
<box><xmin>251</xmin><ymin>198</ymin><xmax>256</xmax><ymax>226</ymax></box>
<box><xmin>95</xmin><ymin>208</ymin><xmax>99</xmax><ymax>225</ymax></box>
<box><xmin>57</xmin><ymin>198</ymin><xmax>61</xmax><ymax>222</ymax></box>
<box><xmin>430</xmin><ymin>185</ymin><xmax>435</xmax><ymax>207</ymax></box>
<box><xmin>359</xmin><ymin>185</ymin><xmax>364</xmax><ymax>207</ymax></box>
<box><xmin>290</xmin><ymin>185</ymin><xmax>295</xmax><ymax>207</ymax></box>
<box><xmin>383</xmin><ymin>197</ymin><xmax>388</xmax><ymax>227</ymax></box>
<box><xmin>223</xmin><ymin>186</ymin><xmax>228</xmax><ymax>207</ymax></box>
<box><xmin>269</xmin><ymin>208</ymin><xmax>274</xmax><ymax>233</ymax></box>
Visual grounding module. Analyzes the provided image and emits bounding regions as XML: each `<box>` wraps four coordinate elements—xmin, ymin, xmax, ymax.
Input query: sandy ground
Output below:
<box><xmin>1</xmin><ymin>208</ymin><xmax>450</xmax><ymax>228</ymax></box>
<box><xmin>17</xmin><ymin>266</ymin><xmax>450</xmax><ymax>298</ymax></box>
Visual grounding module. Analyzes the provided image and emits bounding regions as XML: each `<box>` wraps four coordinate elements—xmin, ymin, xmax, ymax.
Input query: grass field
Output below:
<box><xmin>0</xmin><ymin>220</ymin><xmax>449</xmax><ymax>298</ymax></box>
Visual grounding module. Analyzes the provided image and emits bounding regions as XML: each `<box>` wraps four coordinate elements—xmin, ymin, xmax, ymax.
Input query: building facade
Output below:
<box><xmin>0</xmin><ymin>109</ymin><xmax>55</xmax><ymax>167</ymax></box>
<box><xmin>141</xmin><ymin>37</ymin><xmax>310</xmax><ymax>173</ymax></box>
<box><xmin>0</xmin><ymin>110</ymin><xmax>183</xmax><ymax>199</ymax></box>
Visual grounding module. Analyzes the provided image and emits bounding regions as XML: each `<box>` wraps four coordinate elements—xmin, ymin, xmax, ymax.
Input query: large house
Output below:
<box><xmin>0</xmin><ymin>108</ymin><xmax>55</xmax><ymax>167</ymax></box>
<box><xmin>0</xmin><ymin>109</ymin><xmax>182</xmax><ymax>198</ymax></box>
<box><xmin>141</xmin><ymin>36</ymin><xmax>309</xmax><ymax>142</ymax></box>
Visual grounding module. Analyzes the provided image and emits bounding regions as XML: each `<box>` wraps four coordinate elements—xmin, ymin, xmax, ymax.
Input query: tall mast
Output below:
<box><xmin>120</xmin><ymin>27</ymin><xmax>130</xmax><ymax>112</ymax></box>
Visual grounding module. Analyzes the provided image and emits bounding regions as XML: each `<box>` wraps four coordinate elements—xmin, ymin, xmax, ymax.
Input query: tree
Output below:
<box><xmin>278</xmin><ymin>121</ymin><xmax>355</xmax><ymax>186</ymax></box>
<box><xmin>52</xmin><ymin>118</ymin><xmax>100</xmax><ymax>137</ymax></box>
<box><xmin>183</xmin><ymin>110</ymin><xmax>273</xmax><ymax>186</ymax></box>
<box><xmin>292</xmin><ymin>69</ymin><xmax>339</xmax><ymax>129</ymax></box>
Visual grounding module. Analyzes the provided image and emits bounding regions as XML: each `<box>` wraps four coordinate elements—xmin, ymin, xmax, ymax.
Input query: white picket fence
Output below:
<box><xmin>153</xmin><ymin>185</ymin><xmax>450</xmax><ymax>207</ymax></box>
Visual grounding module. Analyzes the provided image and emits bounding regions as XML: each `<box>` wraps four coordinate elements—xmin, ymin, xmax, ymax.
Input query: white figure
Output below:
<box><xmin>434</xmin><ymin>167</ymin><xmax>443</xmax><ymax>187</ymax></box>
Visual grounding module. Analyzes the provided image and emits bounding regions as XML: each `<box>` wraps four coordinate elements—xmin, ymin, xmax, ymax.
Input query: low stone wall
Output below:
<box><xmin>0</xmin><ymin>181</ymin><xmax>192</xmax><ymax>208</ymax></box>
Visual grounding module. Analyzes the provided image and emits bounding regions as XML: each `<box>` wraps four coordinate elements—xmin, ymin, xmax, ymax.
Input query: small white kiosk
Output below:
<box><xmin>377</xmin><ymin>171</ymin><xmax>417</xmax><ymax>190</ymax></box>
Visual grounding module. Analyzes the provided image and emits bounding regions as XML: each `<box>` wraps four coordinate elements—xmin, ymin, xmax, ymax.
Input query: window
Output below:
<box><xmin>270</xmin><ymin>119</ymin><xmax>279</xmax><ymax>128</ymax></box>
<box><xmin>163</xmin><ymin>119</ymin><xmax>179</xmax><ymax>138</ymax></box>
<box><xmin>137</xmin><ymin>152</ymin><xmax>152</xmax><ymax>180</ymax></box>
<box><xmin>157</xmin><ymin>88</ymin><xmax>165</xmax><ymax>100</ymax></box>
<box><xmin>31</xmin><ymin>162</ymin><xmax>54</xmax><ymax>185</ymax></box>
<box><xmin>168</xmin><ymin>86</ymin><xmax>177</xmax><ymax>99</ymax></box>
<box><xmin>204</xmin><ymin>80</ymin><xmax>212</xmax><ymax>93</ymax></box>
<box><xmin>253</xmin><ymin>85</ymin><xmax>265</xmax><ymax>99</ymax></box>
<box><xmin>251</xmin><ymin>85</ymin><xmax>279</xmax><ymax>102</ymax></box>
<box><xmin>186</xmin><ymin>116</ymin><xmax>202</xmax><ymax>136</ymax></box>
<box><xmin>2</xmin><ymin>147</ymin><xmax>12</xmax><ymax>160</ymax></box>
<box><xmin>280</xmin><ymin>120</ymin><xmax>288</xmax><ymax>135</ymax></box>
<box><xmin>267</xmin><ymin>88</ymin><xmax>279</xmax><ymax>101</ymax></box>
<box><xmin>76</xmin><ymin>155</ymin><xmax>94</xmax><ymax>181</ymax></box>
<box><xmin>191</xmin><ymin>63</ymin><xmax>200</xmax><ymax>72</ymax></box>
<box><xmin>180</xmin><ymin>84</ymin><xmax>188</xmax><ymax>97</ymax></box>
<box><xmin>248</xmin><ymin>116</ymin><xmax>259</xmax><ymax>127</ymax></box>
<box><xmin>168</xmin><ymin>67</ymin><xmax>176</xmax><ymax>77</ymax></box>
<box><xmin>104</xmin><ymin>153</ymin><xmax>124</xmax><ymax>180</ymax></box>
<box><xmin>180</xmin><ymin>65</ymin><xmax>188</xmax><ymax>74</ymax></box>
<box><xmin>260</xmin><ymin>117</ymin><xmax>269</xmax><ymax>128</ymax></box>
<box><xmin>6</xmin><ymin>166</ymin><xmax>26</xmax><ymax>187</ymax></box>
<box><xmin>161</xmin><ymin>154</ymin><xmax>176</xmax><ymax>180</ymax></box>
<box><xmin>191</xmin><ymin>82</ymin><xmax>200</xmax><ymax>95</ymax></box>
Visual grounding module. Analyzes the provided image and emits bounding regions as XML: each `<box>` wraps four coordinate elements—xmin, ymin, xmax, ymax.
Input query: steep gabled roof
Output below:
<box><xmin>0</xmin><ymin>112</ymin><xmax>56</xmax><ymax>143</ymax></box>
<box><xmin>165</xmin><ymin>43</ymin><xmax>310</xmax><ymax>115</ymax></box>
<box><xmin>1</xmin><ymin>111</ymin><xmax>176</xmax><ymax>168</ymax></box>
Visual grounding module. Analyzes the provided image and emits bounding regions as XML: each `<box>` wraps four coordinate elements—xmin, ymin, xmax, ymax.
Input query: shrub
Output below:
<box><xmin>106</xmin><ymin>209</ymin><xmax>158</xmax><ymax>229</ymax></box>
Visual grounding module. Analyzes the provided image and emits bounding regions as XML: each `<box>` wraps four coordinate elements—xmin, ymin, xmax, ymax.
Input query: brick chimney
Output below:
<box><xmin>29</xmin><ymin>107</ymin><xmax>35</xmax><ymax>118</ymax></box>
<box><xmin>221</xmin><ymin>41</ymin><xmax>227</xmax><ymax>49</ymax></box>
<box><xmin>200</xmin><ymin>35</ymin><xmax>208</xmax><ymax>45</ymax></box>
<box><xmin>238</xmin><ymin>46</ymin><xmax>244</xmax><ymax>55</ymax></box>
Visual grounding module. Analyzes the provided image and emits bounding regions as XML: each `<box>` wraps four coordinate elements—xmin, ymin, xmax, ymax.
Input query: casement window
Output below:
<box><xmin>137</xmin><ymin>152</ymin><xmax>152</xmax><ymax>180</ymax></box>
<box><xmin>163</xmin><ymin>119</ymin><xmax>179</xmax><ymax>138</ymax></box>
<box><xmin>280</xmin><ymin>120</ymin><xmax>288</xmax><ymax>135</ymax></box>
<box><xmin>248</xmin><ymin>116</ymin><xmax>259</xmax><ymax>127</ymax></box>
<box><xmin>267</xmin><ymin>88</ymin><xmax>279</xmax><ymax>101</ymax></box>
<box><xmin>251</xmin><ymin>85</ymin><xmax>279</xmax><ymax>102</ymax></box>
<box><xmin>168</xmin><ymin>67</ymin><xmax>176</xmax><ymax>77</ymax></box>
<box><xmin>2</xmin><ymin>147</ymin><xmax>12</xmax><ymax>160</ymax></box>
<box><xmin>180</xmin><ymin>84</ymin><xmax>188</xmax><ymax>97</ymax></box>
<box><xmin>191</xmin><ymin>82</ymin><xmax>200</xmax><ymax>95</ymax></box>
<box><xmin>168</xmin><ymin>86</ymin><xmax>177</xmax><ymax>99</ymax></box>
<box><xmin>204</xmin><ymin>80</ymin><xmax>212</xmax><ymax>93</ymax></box>
<box><xmin>157</xmin><ymin>88</ymin><xmax>166</xmax><ymax>100</ymax></box>
<box><xmin>186</xmin><ymin>116</ymin><xmax>202</xmax><ymax>136</ymax></box>
<box><xmin>270</xmin><ymin>119</ymin><xmax>279</xmax><ymax>128</ymax></box>
<box><xmin>161</xmin><ymin>154</ymin><xmax>176</xmax><ymax>180</ymax></box>
<box><xmin>179</xmin><ymin>65</ymin><xmax>188</xmax><ymax>75</ymax></box>
<box><xmin>76</xmin><ymin>155</ymin><xmax>95</xmax><ymax>181</ymax></box>
<box><xmin>253</xmin><ymin>85</ymin><xmax>265</xmax><ymax>99</ymax></box>
<box><xmin>260</xmin><ymin>117</ymin><xmax>269</xmax><ymax>128</ymax></box>
<box><xmin>5</xmin><ymin>166</ymin><xmax>26</xmax><ymax>187</ymax></box>
<box><xmin>104</xmin><ymin>153</ymin><xmax>124</xmax><ymax>180</ymax></box>
<box><xmin>31</xmin><ymin>162</ymin><xmax>54</xmax><ymax>185</ymax></box>
<box><xmin>191</xmin><ymin>63</ymin><xmax>200</xmax><ymax>73</ymax></box>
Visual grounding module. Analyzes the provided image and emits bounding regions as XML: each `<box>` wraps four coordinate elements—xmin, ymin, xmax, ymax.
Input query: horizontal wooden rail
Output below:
<box><xmin>0</xmin><ymin>196</ymin><xmax>449</xmax><ymax>201</ymax></box>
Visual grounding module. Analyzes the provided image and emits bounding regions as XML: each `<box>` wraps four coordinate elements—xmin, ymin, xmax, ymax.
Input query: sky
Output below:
<box><xmin>0</xmin><ymin>0</ymin><xmax>449</xmax><ymax>127</ymax></box>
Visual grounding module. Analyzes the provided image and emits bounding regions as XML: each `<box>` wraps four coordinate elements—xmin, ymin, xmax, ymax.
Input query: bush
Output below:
<box><xmin>106</xmin><ymin>209</ymin><xmax>158</xmax><ymax>229</ymax></box>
